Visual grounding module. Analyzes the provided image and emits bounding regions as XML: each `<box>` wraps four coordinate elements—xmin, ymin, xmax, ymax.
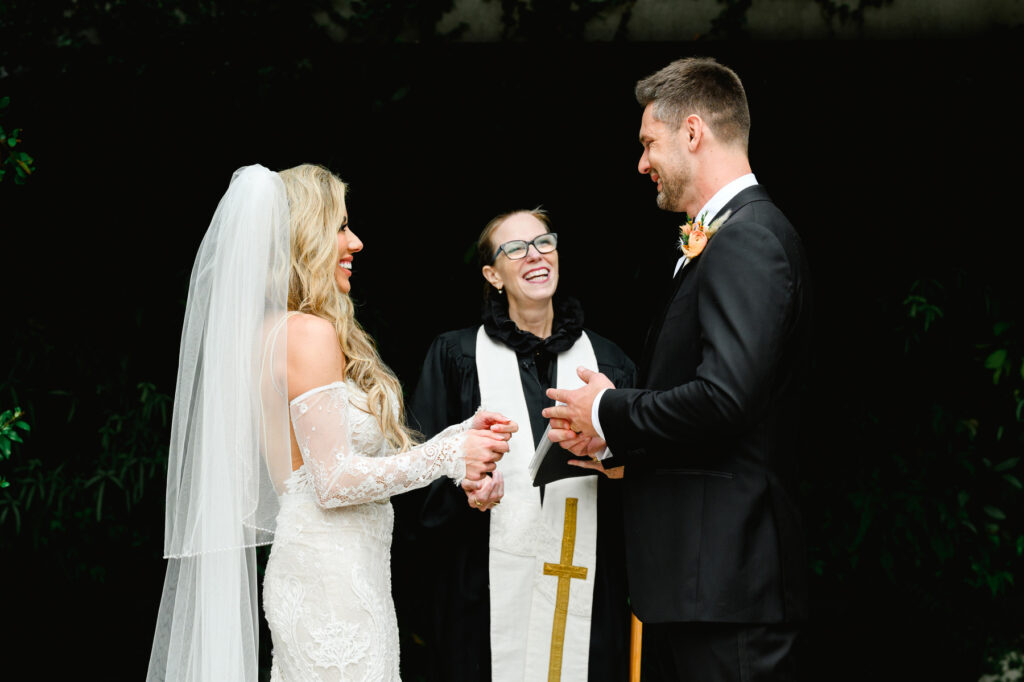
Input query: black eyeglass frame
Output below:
<box><xmin>491</xmin><ymin>233</ymin><xmax>559</xmax><ymax>264</ymax></box>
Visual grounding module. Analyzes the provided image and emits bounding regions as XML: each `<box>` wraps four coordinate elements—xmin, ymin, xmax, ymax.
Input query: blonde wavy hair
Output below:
<box><xmin>278</xmin><ymin>163</ymin><xmax>417</xmax><ymax>452</ymax></box>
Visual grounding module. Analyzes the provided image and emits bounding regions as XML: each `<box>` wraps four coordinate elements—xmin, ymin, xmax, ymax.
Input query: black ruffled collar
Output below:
<box><xmin>482</xmin><ymin>295</ymin><xmax>584</xmax><ymax>355</ymax></box>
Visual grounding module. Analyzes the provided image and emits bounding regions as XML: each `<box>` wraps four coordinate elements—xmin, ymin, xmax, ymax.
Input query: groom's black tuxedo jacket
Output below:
<box><xmin>600</xmin><ymin>185</ymin><xmax>810</xmax><ymax>624</ymax></box>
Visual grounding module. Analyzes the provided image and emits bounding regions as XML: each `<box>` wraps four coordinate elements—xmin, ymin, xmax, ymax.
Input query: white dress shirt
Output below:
<box><xmin>591</xmin><ymin>173</ymin><xmax>758</xmax><ymax>457</ymax></box>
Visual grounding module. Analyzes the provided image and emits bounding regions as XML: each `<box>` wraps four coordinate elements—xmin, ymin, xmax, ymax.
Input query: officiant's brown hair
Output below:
<box><xmin>635</xmin><ymin>57</ymin><xmax>751</xmax><ymax>152</ymax></box>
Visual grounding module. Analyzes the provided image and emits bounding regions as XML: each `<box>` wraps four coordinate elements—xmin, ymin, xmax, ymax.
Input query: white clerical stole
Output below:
<box><xmin>476</xmin><ymin>327</ymin><xmax>599</xmax><ymax>682</ymax></box>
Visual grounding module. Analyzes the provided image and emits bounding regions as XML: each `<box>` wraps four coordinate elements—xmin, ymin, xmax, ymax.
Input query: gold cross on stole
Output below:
<box><xmin>543</xmin><ymin>497</ymin><xmax>588</xmax><ymax>682</ymax></box>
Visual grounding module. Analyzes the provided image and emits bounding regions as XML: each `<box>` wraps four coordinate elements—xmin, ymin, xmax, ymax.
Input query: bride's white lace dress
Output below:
<box><xmin>263</xmin><ymin>380</ymin><xmax>469</xmax><ymax>681</ymax></box>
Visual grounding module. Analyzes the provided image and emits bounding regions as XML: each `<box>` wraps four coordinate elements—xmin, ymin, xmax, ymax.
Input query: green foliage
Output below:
<box><xmin>495</xmin><ymin>0</ymin><xmax>638</xmax><ymax>41</ymax></box>
<box><xmin>0</xmin><ymin>97</ymin><xmax>36</xmax><ymax>185</ymax></box>
<box><xmin>0</xmin><ymin>0</ymin><xmax>642</xmax><ymax>50</ymax></box>
<box><xmin>0</xmin><ymin>377</ymin><xmax>171</xmax><ymax>579</ymax></box>
<box><xmin>808</xmin><ymin>271</ymin><xmax>1024</xmax><ymax>665</ymax></box>
<box><xmin>815</xmin><ymin>0</ymin><xmax>896</xmax><ymax>29</ymax></box>
<box><xmin>0</xmin><ymin>406</ymin><xmax>30</xmax><ymax>488</ymax></box>
<box><xmin>322</xmin><ymin>0</ymin><xmax>466</xmax><ymax>42</ymax></box>
<box><xmin>709</xmin><ymin>0</ymin><xmax>898</xmax><ymax>38</ymax></box>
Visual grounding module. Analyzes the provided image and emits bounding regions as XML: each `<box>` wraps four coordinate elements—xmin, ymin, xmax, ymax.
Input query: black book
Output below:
<box><xmin>529</xmin><ymin>423</ymin><xmax>598</xmax><ymax>486</ymax></box>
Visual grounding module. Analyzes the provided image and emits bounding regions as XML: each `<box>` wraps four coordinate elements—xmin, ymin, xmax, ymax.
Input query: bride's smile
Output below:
<box><xmin>334</xmin><ymin>213</ymin><xmax>363</xmax><ymax>293</ymax></box>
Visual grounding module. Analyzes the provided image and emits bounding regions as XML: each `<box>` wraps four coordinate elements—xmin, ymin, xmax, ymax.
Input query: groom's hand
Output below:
<box><xmin>543</xmin><ymin>366</ymin><xmax>614</xmax><ymax>440</ymax></box>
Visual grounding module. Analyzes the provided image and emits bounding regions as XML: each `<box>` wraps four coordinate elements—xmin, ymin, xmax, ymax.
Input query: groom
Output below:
<box><xmin>544</xmin><ymin>57</ymin><xmax>810</xmax><ymax>680</ymax></box>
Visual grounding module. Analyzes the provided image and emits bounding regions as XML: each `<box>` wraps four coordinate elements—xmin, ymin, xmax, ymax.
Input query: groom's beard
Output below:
<box><xmin>655</xmin><ymin>163</ymin><xmax>691</xmax><ymax>213</ymax></box>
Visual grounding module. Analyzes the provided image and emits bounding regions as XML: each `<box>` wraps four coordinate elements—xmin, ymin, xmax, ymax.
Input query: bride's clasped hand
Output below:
<box><xmin>462</xmin><ymin>411</ymin><xmax>516</xmax><ymax>480</ymax></box>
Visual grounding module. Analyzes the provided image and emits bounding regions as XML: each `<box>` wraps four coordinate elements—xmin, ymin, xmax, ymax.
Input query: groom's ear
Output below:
<box><xmin>684</xmin><ymin>114</ymin><xmax>704</xmax><ymax>151</ymax></box>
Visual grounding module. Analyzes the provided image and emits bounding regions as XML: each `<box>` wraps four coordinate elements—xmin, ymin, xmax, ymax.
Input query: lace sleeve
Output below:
<box><xmin>289</xmin><ymin>382</ymin><xmax>471</xmax><ymax>508</ymax></box>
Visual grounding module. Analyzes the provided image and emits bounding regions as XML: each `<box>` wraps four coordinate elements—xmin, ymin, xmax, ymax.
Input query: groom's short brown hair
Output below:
<box><xmin>635</xmin><ymin>57</ymin><xmax>751</xmax><ymax>151</ymax></box>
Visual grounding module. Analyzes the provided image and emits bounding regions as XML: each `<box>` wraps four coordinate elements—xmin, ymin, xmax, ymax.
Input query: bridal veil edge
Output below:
<box><xmin>147</xmin><ymin>165</ymin><xmax>291</xmax><ymax>681</ymax></box>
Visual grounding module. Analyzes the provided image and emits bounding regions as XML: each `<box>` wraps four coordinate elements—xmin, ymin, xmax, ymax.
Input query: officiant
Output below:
<box><xmin>405</xmin><ymin>208</ymin><xmax>635</xmax><ymax>681</ymax></box>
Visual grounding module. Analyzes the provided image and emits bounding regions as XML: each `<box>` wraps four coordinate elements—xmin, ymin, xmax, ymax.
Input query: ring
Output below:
<box><xmin>475</xmin><ymin>499</ymin><xmax>483</xmax><ymax>507</ymax></box>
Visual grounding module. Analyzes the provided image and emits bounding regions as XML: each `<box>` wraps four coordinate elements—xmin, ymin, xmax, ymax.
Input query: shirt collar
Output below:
<box><xmin>674</xmin><ymin>173</ymin><xmax>758</xmax><ymax>277</ymax></box>
<box><xmin>692</xmin><ymin>173</ymin><xmax>758</xmax><ymax>225</ymax></box>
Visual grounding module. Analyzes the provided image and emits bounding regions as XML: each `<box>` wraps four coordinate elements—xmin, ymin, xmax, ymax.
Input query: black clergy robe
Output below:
<box><xmin>393</xmin><ymin>296</ymin><xmax>636</xmax><ymax>682</ymax></box>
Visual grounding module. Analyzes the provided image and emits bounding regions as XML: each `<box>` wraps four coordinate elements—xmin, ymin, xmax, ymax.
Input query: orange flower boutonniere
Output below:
<box><xmin>678</xmin><ymin>209</ymin><xmax>732</xmax><ymax>259</ymax></box>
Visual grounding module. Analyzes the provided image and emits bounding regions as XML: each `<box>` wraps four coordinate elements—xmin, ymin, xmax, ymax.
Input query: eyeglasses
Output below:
<box><xmin>491</xmin><ymin>233</ymin><xmax>558</xmax><ymax>264</ymax></box>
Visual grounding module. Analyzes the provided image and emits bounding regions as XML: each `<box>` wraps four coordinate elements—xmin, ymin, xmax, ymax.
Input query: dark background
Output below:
<box><xmin>2</xmin><ymin>3</ymin><xmax>1022</xmax><ymax>680</ymax></box>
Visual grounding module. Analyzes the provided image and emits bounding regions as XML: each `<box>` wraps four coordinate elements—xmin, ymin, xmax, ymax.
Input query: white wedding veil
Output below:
<box><xmin>147</xmin><ymin>165</ymin><xmax>291</xmax><ymax>681</ymax></box>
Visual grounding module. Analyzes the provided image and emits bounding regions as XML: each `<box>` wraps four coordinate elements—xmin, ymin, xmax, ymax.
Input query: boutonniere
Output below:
<box><xmin>678</xmin><ymin>209</ymin><xmax>732</xmax><ymax>259</ymax></box>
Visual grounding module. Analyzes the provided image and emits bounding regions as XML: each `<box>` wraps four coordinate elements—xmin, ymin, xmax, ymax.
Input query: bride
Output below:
<box><xmin>147</xmin><ymin>164</ymin><xmax>515</xmax><ymax>681</ymax></box>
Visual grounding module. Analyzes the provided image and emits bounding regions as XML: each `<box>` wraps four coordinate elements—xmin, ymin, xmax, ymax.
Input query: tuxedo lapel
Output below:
<box><xmin>637</xmin><ymin>185</ymin><xmax>771</xmax><ymax>383</ymax></box>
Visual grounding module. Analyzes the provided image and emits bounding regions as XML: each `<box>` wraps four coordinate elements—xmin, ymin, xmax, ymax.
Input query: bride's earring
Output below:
<box><xmin>496</xmin><ymin>286</ymin><xmax>503</xmax><ymax>295</ymax></box>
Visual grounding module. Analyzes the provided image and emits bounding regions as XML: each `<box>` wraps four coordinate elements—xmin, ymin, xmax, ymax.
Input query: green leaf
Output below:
<box><xmin>7</xmin><ymin>138</ymin><xmax>15</xmax><ymax>148</ymax></box>
<box><xmin>984</xmin><ymin>505</ymin><xmax>1007</xmax><ymax>521</ymax></box>
<box><xmin>6</xmin><ymin>431</ymin><xmax>21</xmax><ymax>443</ymax></box>
<box><xmin>1003</xmin><ymin>474</ymin><xmax>1023</xmax><ymax>490</ymax></box>
<box><xmin>994</xmin><ymin>457</ymin><xmax>1019</xmax><ymax>472</ymax></box>
<box><xmin>0</xmin><ymin>439</ymin><xmax>10</xmax><ymax>456</ymax></box>
<box><xmin>14</xmin><ymin>421</ymin><xmax>28</xmax><ymax>431</ymax></box>
<box><xmin>957</xmin><ymin>490</ymin><xmax>970</xmax><ymax>507</ymax></box>
<box><xmin>985</xmin><ymin>349</ymin><xmax>1008</xmax><ymax>369</ymax></box>
<box><xmin>994</xmin><ymin>321</ymin><xmax>1011</xmax><ymax>336</ymax></box>
<box><xmin>961</xmin><ymin>519</ymin><xmax>978</xmax><ymax>534</ymax></box>
<box><xmin>0</xmin><ymin>96</ymin><xmax>9</xmax><ymax>108</ymax></box>
<box><xmin>95</xmin><ymin>481</ymin><xmax>104</xmax><ymax>522</ymax></box>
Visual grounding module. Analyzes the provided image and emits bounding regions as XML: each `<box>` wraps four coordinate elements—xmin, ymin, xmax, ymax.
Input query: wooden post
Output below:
<box><xmin>629</xmin><ymin>612</ymin><xmax>642</xmax><ymax>682</ymax></box>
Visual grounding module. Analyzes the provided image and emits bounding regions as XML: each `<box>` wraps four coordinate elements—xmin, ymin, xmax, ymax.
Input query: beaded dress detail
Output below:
<box><xmin>264</xmin><ymin>380</ymin><xmax>469</xmax><ymax>681</ymax></box>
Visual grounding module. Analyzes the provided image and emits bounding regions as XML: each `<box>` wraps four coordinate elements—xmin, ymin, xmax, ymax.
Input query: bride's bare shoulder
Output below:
<box><xmin>287</xmin><ymin>312</ymin><xmax>335</xmax><ymax>341</ymax></box>
<box><xmin>287</xmin><ymin>313</ymin><xmax>345</xmax><ymax>398</ymax></box>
